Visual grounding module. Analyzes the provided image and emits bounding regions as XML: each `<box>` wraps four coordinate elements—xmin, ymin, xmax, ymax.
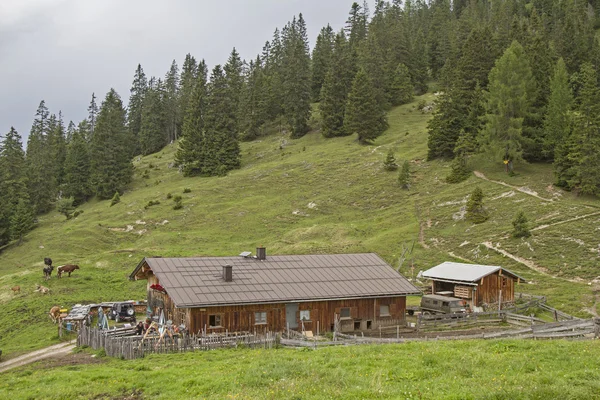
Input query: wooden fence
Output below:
<box><xmin>78</xmin><ymin>324</ymin><xmax>278</xmax><ymax>360</ymax></box>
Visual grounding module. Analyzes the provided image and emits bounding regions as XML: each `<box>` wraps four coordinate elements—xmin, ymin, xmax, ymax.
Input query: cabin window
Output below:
<box><xmin>340</xmin><ymin>307</ymin><xmax>351</xmax><ymax>319</ymax></box>
<box><xmin>380</xmin><ymin>305</ymin><xmax>390</xmax><ymax>317</ymax></box>
<box><xmin>209</xmin><ymin>314</ymin><xmax>221</xmax><ymax>328</ymax></box>
<box><xmin>502</xmin><ymin>277</ymin><xmax>508</xmax><ymax>287</ymax></box>
<box><xmin>300</xmin><ymin>310</ymin><xmax>310</xmax><ymax>321</ymax></box>
<box><xmin>442</xmin><ymin>302</ymin><xmax>449</xmax><ymax>307</ymax></box>
<box><xmin>255</xmin><ymin>311</ymin><xmax>267</xmax><ymax>325</ymax></box>
<box><xmin>432</xmin><ymin>300</ymin><xmax>439</xmax><ymax>305</ymax></box>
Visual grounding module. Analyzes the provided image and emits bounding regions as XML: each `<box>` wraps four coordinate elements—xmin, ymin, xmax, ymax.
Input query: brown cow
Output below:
<box><xmin>49</xmin><ymin>306</ymin><xmax>61</xmax><ymax>323</ymax></box>
<box><xmin>57</xmin><ymin>264</ymin><xmax>80</xmax><ymax>278</ymax></box>
<box><xmin>11</xmin><ymin>286</ymin><xmax>20</xmax><ymax>294</ymax></box>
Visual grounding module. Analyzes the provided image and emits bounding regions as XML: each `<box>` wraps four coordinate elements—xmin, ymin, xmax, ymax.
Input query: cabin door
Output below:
<box><xmin>285</xmin><ymin>303</ymin><xmax>298</xmax><ymax>329</ymax></box>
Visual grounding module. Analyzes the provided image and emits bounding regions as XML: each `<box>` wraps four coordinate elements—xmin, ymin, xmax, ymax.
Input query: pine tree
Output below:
<box><xmin>48</xmin><ymin>111</ymin><xmax>67</xmax><ymax>189</ymax></box>
<box><xmin>176</xmin><ymin>61</ymin><xmax>208</xmax><ymax>176</ymax></box>
<box><xmin>346</xmin><ymin>2</ymin><xmax>368</xmax><ymax>53</ymax></box>
<box><xmin>320</xmin><ymin>31</ymin><xmax>354</xmax><ymax>138</ymax></box>
<box><xmin>139</xmin><ymin>79</ymin><xmax>168</xmax><ymax>155</ymax></box>
<box><xmin>10</xmin><ymin>197</ymin><xmax>34</xmax><ymax>244</ymax></box>
<box><xmin>480</xmin><ymin>41</ymin><xmax>536</xmax><ymax>174</ymax></box>
<box><xmin>26</xmin><ymin>100</ymin><xmax>56</xmax><ymax>214</ymax></box>
<box><xmin>66</xmin><ymin>121</ymin><xmax>76</xmax><ymax>143</ymax></box>
<box><xmin>63</xmin><ymin>125</ymin><xmax>92</xmax><ymax>205</ymax></box>
<box><xmin>310</xmin><ymin>25</ymin><xmax>335</xmax><ymax>101</ymax></box>
<box><xmin>544</xmin><ymin>58</ymin><xmax>573</xmax><ymax>161</ymax></box>
<box><xmin>390</xmin><ymin>63</ymin><xmax>414</xmax><ymax>106</ymax></box>
<box><xmin>90</xmin><ymin>89</ymin><xmax>133</xmax><ymax>199</ymax></box>
<box><xmin>466</xmin><ymin>186</ymin><xmax>488</xmax><ymax>223</ymax></box>
<box><xmin>224</xmin><ymin>48</ymin><xmax>245</xmax><ymax>134</ymax></box>
<box><xmin>281</xmin><ymin>15</ymin><xmax>312</xmax><ymax>138</ymax></box>
<box><xmin>344</xmin><ymin>68</ymin><xmax>387</xmax><ymax>144</ymax></box>
<box><xmin>127</xmin><ymin>64</ymin><xmax>147</xmax><ymax>156</ymax></box>
<box><xmin>87</xmin><ymin>93</ymin><xmax>99</xmax><ymax>140</ymax></box>
<box><xmin>511</xmin><ymin>210</ymin><xmax>531</xmax><ymax>238</ymax></box>
<box><xmin>383</xmin><ymin>149</ymin><xmax>398</xmax><ymax>171</ymax></box>
<box><xmin>0</xmin><ymin>127</ymin><xmax>28</xmax><ymax>245</ymax></box>
<box><xmin>398</xmin><ymin>160</ymin><xmax>411</xmax><ymax>189</ymax></box>
<box><xmin>239</xmin><ymin>57</ymin><xmax>268</xmax><ymax>141</ymax></box>
<box><xmin>110</xmin><ymin>191</ymin><xmax>120</xmax><ymax>207</ymax></box>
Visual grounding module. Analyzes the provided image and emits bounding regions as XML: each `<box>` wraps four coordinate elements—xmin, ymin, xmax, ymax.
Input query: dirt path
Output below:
<box><xmin>532</xmin><ymin>211</ymin><xmax>600</xmax><ymax>231</ymax></box>
<box><xmin>0</xmin><ymin>341</ymin><xmax>75</xmax><ymax>373</ymax></box>
<box><xmin>473</xmin><ymin>171</ymin><xmax>553</xmax><ymax>202</ymax></box>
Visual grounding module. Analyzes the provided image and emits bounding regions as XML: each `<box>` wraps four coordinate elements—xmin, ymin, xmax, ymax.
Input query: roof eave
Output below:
<box><xmin>129</xmin><ymin>257</ymin><xmax>149</xmax><ymax>281</ymax></box>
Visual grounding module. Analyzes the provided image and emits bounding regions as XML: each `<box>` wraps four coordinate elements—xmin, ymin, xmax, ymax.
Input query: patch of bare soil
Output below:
<box><xmin>30</xmin><ymin>350</ymin><xmax>106</xmax><ymax>370</ymax></box>
<box><xmin>91</xmin><ymin>389</ymin><xmax>144</xmax><ymax>400</ymax></box>
<box><xmin>0</xmin><ymin>341</ymin><xmax>75</xmax><ymax>373</ymax></box>
<box><xmin>532</xmin><ymin>211</ymin><xmax>600</xmax><ymax>231</ymax></box>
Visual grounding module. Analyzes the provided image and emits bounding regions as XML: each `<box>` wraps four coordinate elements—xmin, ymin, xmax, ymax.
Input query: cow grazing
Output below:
<box><xmin>49</xmin><ymin>306</ymin><xmax>61</xmax><ymax>323</ymax></box>
<box><xmin>57</xmin><ymin>264</ymin><xmax>80</xmax><ymax>278</ymax></box>
<box><xmin>11</xmin><ymin>286</ymin><xmax>20</xmax><ymax>294</ymax></box>
<box><xmin>35</xmin><ymin>284</ymin><xmax>50</xmax><ymax>294</ymax></box>
<box><xmin>43</xmin><ymin>265</ymin><xmax>54</xmax><ymax>281</ymax></box>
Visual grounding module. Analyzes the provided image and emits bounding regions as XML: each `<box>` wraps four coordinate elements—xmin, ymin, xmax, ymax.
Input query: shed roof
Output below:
<box><xmin>131</xmin><ymin>253</ymin><xmax>420</xmax><ymax>308</ymax></box>
<box><xmin>421</xmin><ymin>262</ymin><xmax>525</xmax><ymax>283</ymax></box>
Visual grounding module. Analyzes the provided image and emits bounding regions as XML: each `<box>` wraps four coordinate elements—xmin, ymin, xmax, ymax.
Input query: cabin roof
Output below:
<box><xmin>130</xmin><ymin>253</ymin><xmax>420</xmax><ymax>307</ymax></box>
<box><xmin>421</xmin><ymin>262</ymin><xmax>526</xmax><ymax>283</ymax></box>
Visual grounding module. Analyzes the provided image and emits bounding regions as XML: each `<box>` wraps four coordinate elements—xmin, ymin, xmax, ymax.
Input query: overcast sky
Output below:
<box><xmin>0</xmin><ymin>0</ymin><xmax>351</xmax><ymax>144</ymax></box>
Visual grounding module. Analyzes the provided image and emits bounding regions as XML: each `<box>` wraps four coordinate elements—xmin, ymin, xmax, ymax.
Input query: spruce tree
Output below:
<box><xmin>320</xmin><ymin>31</ymin><xmax>354</xmax><ymax>138</ymax></box>
<box><xmin>48</xmin><ymin>111</ymin><xmax>67</xmax><ymax>189</ymax></box>
<box><xmin>239</xmin><ymin>57</ymin><xmax>268</xmax><ymax>141</ymax></box>
<box><xmin>466</xmin><ymin>186</ymin><xmax>488</xmax><ymax>223</ymax></box>
<box><xmin>26</xmin><ymin>100</ymin><xmax>56</xmax><ymax>214</ymax></box>
<box><xmin>383</xmin><ymin>149</ymin><xmax>398</xmax><ymax>171</ymax></box>
<box><xmin>544</xmin><ymin>58</ymin><xmax>573</xmax><ymax>161</ymax></box>
<box><xmin>56</xmin><ymin>197</ymin><xmax>75</xmax><ymax>220</ymax></box>
<box><xmin>0</xmin><ymin>127</ymin><xmax>28</xmax><ymax>245</ymax></box>
<box><xmin>127</xmin><ymin>64</ymin><xmax>147</xmax><ymax>156</ymax></box>
<box><xmin>512</xmin><ymin>210</ymin><xmax>531</xmax><ymax>238</ymax></box>
<box><xmin>139</xmin><ymin>79</ymin><xmax>168</xmax><ymax>155</ymax></box>
<box><xmin>90</xmin><ymin>89</ymin><xmax>133</xmax><ymax>199</ymax></box>
<box><xmin>63</xmin><ymin>125</ymin><xmax>92</xmax><ymax>205</ymax></box>
<box><xmin>480</xmin><ymin>41</ymin><xmax>536</xmax><ymax>174</ymax></box>
<box><xmin>178</xmin><ymin>54</ymin><xmax>198</xmax><ymax>135</ymax></box>
<box><xmin>310</xmin><ymin>25</ymin><xmax>335</xmax><ymax>101</ymax></box>
<box><xmin>390</xmin><ymin>63</ymin><xmax>414</xmax><ymax>106</ymax></box>
<box><xmin>10</xmin><ymin>197</ymin><xmax>34</xmax><ymax>244</ymax></box>
<box><xmin>176</xmin><ymin>61</ymin><xmax>208</xmax><ymax>176</ymax></box>
<box><xmin>87</xmin><ymin>93</ymin><xmax>99</xmax><ymax>140</ymax></box>
<box><xmin>281</xmin><ymin>15</ymin><xmax>312</xmax><ymax>138</ymax></box>
<box><xmin>344</xmin><ymin>68</ymin><xmax>387</xmax><ymax>144</ymax></box>
<box><xmin>565</xmin><ymin>63</ymin><xmax>600</xmax><ymax>195</ymax></box>
<box><xmin>398</xmin><ymin>160</ymin><xmax>411</xmax><ymax>189</ymax></box>
<box><xmin>224</xmin><ymin>48</ymin><xmax>245</xmax><ymax>134</ymax></box>
<box><xmin>164</xmin><ymin>60</ymin><xmax>180</xmax><ymax>143</ymax></box>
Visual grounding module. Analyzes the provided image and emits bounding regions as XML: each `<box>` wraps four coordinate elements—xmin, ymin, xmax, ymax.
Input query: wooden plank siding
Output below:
<box><xmin>186</xmin><ymin>297</ymin><xmax>407</xmax><ymax>334</ymax></box>
<box><xmin>432</xmin><ymin>271</ymin><xmax>515</xmax><ymax>307</ymax></box>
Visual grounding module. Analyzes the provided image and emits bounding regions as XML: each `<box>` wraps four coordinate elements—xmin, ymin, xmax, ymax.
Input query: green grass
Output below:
<box><xmin>0</xmin><ymin>92</ymin><xmax>599</xmax><ymax>361</ymax></box>
<box><xmin>3</xmin><ymin>340</ymin><xmax>600</xmax><ymax>399</ymax></box>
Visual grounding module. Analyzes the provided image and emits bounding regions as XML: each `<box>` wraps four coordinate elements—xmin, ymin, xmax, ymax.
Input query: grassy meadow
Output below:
<box><xmin>2</xmin><ymin>340</ymin><xmax>600</xmax><ymax>399</ymax></box>
<box><xmin>0</xmin><ymin>92</ymin><xmax>599</xmax><ymax>393</ymax></box>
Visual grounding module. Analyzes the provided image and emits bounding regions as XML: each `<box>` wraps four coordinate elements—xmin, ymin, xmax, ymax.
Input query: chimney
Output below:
<box><xmin>222</xmin><ymin>265</ymin><xmax>233</xmax><ymax>282</ymax></box>
<box><xmin>256</xmin><ymin>246</ymin><xmax>266</xmax><ymax>261</ymax></box>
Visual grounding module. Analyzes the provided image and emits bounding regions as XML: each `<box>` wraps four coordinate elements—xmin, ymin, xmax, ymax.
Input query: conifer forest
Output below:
<box><xmin>1</xmin><ymin>0</ymin><xmax>600</xmax><ymax>247</ymax></box>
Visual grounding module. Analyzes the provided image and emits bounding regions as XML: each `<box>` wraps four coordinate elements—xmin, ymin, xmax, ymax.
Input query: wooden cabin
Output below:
<box><xmin>421</xmin><ymin>262</ymin><xmax>525</xmax><ymax>309</ymax></box>
<box><xmin>129</xmin><ymin>249</ymin><xmax>420</xmax><ymax>334</ymax></box>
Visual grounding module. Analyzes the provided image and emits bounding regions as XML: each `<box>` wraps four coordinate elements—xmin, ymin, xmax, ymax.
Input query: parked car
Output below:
<box><xmin>108</xmin><ymin>302</ymin><xmax>136</xmax><ymax>323</ymax></box>
<box><xmin>419</xmin><ymin>294</ymin><xmax>469</xmax><ymax>314</ymax></box>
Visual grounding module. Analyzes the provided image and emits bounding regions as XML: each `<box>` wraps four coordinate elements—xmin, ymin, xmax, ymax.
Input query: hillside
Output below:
<box><xmin>1</xmin><ymin>93</ymin><xmax>599</xmax><ymax>357</ymax></box>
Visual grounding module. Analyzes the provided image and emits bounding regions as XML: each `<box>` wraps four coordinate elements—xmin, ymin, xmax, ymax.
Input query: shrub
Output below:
<box><xmin>166</xmin><ymin>193</ymin><xmax>172</xmax><ymax>199</ymax></box>
<box><xmin>398</xmin><ymin>160</ymin><xmax>411</xmax><ymax>189</ymax></box>
<box><xmin>57</xmin><ymin>197</ymin><xmax>75</xmax><ymax>220</ymax></box>
<box><xmin>466</xmin><ymin>187</ymin><xmax>489</xmax><ymax>223</ymax></box>
<box><xmin>144</xmin><ymin>200</ymin><xmax>161</xmax><ymax>210</ymax></box>
<box><xmin>73</xmin><ymin>210</ymin><xmax>84</xmax><ymax>218</ymax></box>
<box><xmin>512</xmin><ymin>210</ymin><xmax>531</xmax><ymax>238</ymax></box>
<box><xmin>383</xmin><ymin>150</ymin><xmax>398</xmax><ymax>171</ymax></box>
<box><xmin>183</xmin><ymin>188</ymin><xmax>191</xmax><ymax>193</ymax></box>
<box><xmin>173</xmin><ymin>195</ymin><xmax>183</xmax><ymax>210</ymax></box>
<box><xmin>110</xmin><ymin>192</ymin><xmax>121</xmax><ymax>207</ymax></box>
<box><xmin>446</xmin><ymin>156</ymin><xmax>471</xmax><ymax>184</ymax></box>
<box><xmin>417</xmin><ymin>100</ymin><xmax>427</xmax><ymax>111</ymax></box>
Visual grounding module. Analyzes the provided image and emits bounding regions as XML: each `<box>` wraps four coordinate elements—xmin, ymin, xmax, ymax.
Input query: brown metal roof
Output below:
<box><xmin>135</xmin><ymin>253</ymin><xmax>420</xmax><ymax>308</ymax></box>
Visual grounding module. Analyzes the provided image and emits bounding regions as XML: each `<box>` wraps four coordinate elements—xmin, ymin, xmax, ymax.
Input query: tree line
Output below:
<box><xmin>2</xmin><ymin>0</ymin><xmax>600</xmax><ymax>246</ymax></box>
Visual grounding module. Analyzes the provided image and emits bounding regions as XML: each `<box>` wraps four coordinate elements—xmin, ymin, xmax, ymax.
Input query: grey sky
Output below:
<box><xmin>0</xmin><ymin>0</ymin><xmax>351</xmax><ymax>144</ymax></box>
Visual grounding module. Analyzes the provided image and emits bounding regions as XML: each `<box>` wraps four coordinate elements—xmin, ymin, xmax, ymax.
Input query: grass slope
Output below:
<box><xmin>3</xmin><ymin>341</ymin><xmax>600</xmax><ymax>399</ymax></box>
<box><xmin>0</xmin><ymin>93</ymin><xmax>599</xmax><ymax>358</ymax></box>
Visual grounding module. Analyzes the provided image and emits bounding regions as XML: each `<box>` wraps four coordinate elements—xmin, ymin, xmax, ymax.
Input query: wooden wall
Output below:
<box><xmin>432</xmin><ymin>272</ymin><xmax>516</xmax><ymax>307</ymax></box>
<box><xmin>185</xmin><ymin>296</ymin><xmax>407</xmax><ymax>334</ymax></box>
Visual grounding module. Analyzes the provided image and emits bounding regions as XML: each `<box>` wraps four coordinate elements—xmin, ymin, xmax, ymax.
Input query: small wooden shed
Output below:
<box><xmin>129</xmin><ymin>249</ymin><xmax>420</xmax><ymax>334</ymax></box>
<box><xmin>421</xmin><ymin>262</ymin><xmax>525</xmax><ymax>308</ymax></box>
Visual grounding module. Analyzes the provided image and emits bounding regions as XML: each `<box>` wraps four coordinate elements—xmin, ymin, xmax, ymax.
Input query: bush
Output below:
<box><xmin>398</xmin><ymin>160</ymin><xmax>411</xmax><ymax>189</ymax></box>
<box><xmin>144</xmin><ymin>200</ymin><xmax>161</xmax><ymax>210</ymax></box>
<box><xmin>466</xmin><ymin>187</ymin><xmax>488</xmax><ymax>223</ymax></box>
<box><xmin>446</xmin><ymin>156</ymin><xmax>471</xmax><ymax>184</ymax></box>
<box><xmin>166</xmin><ymin>193</ymin><xmax>172</xmax><ymax>199</ymax></box>
<box><xmin>57</xmin><ymin>197</ymin><xmax>75</xmax><ymax>220</ymax></box>
<box><xmin>110</xmin><ymin>192</ymin><xmax>121</xmax><ymax>207</ymax></box>
<box><xmin>512</xmin><ymin>210</ymin><xmax>531</xmax><ymax>238</ymax></box>
<box><xmin>417</xmin><ymin>100</ymin><xmax>427</xmax><ymax>111</ymax></box>
<box><xmin>73</xmin><ymin>210</ymin><xmax>84</xmax><ymax>218</ymax></box>
<box><xmin>173</xmin><ymin>195</ymin><xmax>183</xmax><ymax>210</ymax></box>
<box><xmin>183</xmin><ymin>188</ymin><xmax>191</xmax><ymax>193</ymax></box>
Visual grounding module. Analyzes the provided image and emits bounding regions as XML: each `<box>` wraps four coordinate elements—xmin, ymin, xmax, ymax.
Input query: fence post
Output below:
<box><xmin>595</xmin><ymin>318</ymin><xmax>600</xmax><ymax>338</ymax></box>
